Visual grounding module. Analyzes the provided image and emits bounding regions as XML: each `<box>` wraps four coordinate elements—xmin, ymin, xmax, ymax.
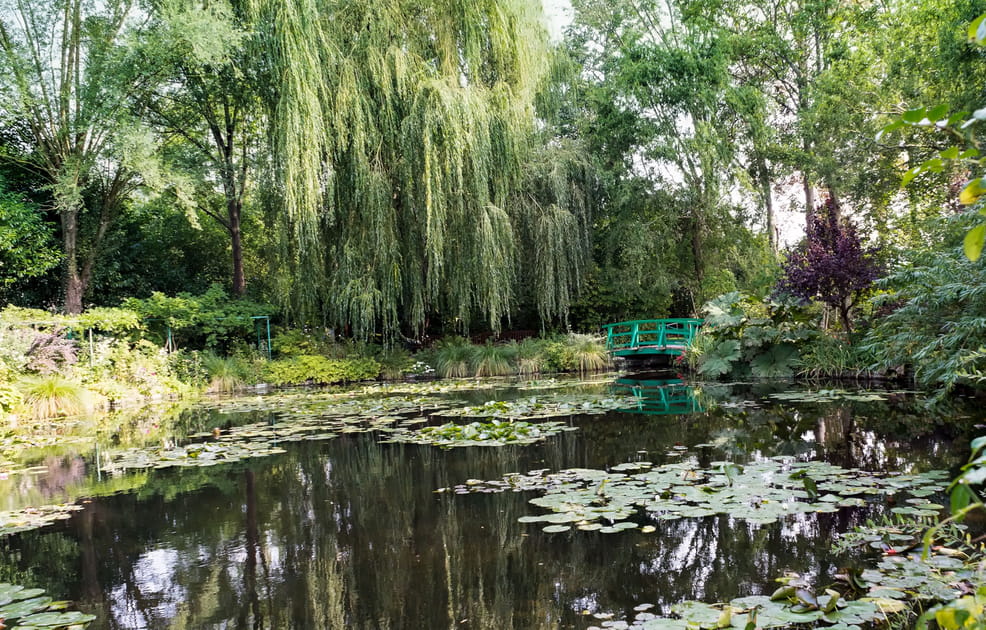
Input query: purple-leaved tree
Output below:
<box><xmin>776</xmin><ymin>199</ymin><xmax>882</xmax><ymax>335</ymax></box>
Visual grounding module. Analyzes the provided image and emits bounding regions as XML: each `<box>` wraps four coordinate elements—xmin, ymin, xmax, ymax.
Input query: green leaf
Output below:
<box><xmin>928</xmin><ymin>104</ymin><xmax>949</xmax><ymax>121</ymax></box>
<box><xmin>941</xmin><ymin>146</ymin><xmax>960</xmax><ymax>160</ymax></box>
<box><xmin>902</xmin><ymin>108</ymin><xmax>927</xmax><ymax>124</ymax></box>
<box><xmin>960</xmin><ymin>148</ymin><xmax>981</xmax><ymax>159</ymax></box>
<box><xmin>959</xmin><ymin>179</ymin><xmax>986</xmax><ymax>205</ymax></box>
<box><xmin>963</xmin><ymin>224</ymin><xmax>986</xmax><ymax>261</ymax></box>
<box><xmin>951</xmin><ymin>482</ymin><xmax>976</xmax><ymax>513</ymax></box>
<box><xmin>750</xmin><ymin>344</ymin><xmax>798</xmax><ymax>378</ymax></box>
<box><xmin>876</xmin><ymin>120</ymin><xmax>904</xmax><ymax>141</ymax></box>
<box><xmin>949</xmin><ymin>111</ymin><xmax>971</xmax><ymax>126</ymax></box>
<box><xmin>971</xmin><ymin>13</ymin><xmax>986</xmax><ymax>44</ymax></box>
<box><xmin>901</xmin><ymin>166</ymin><xmax>923</xmax><ymax>187</ymax></box>
<box><xmin>970</xmin><ymin>436</ymin><xmax>986</xmax><ymax>455</ymax></box>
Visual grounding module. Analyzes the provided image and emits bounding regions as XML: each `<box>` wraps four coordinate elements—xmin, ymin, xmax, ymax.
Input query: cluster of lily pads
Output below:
<box><xmin>584</xmin><ymin>574</ymin><xmax>892</xmax><ymax>630</ymax></box>
<box><xmin>587</xmin><ymin>523</ymin><xmax>980</xmax><ymax>630</ymax></box>
<box><xmin>0</xmin><ymin>582</ymin><xmax>95</xmax><ymax>628</ymax></box>
<box><xmin>433</xmin><ymin>396</ymin><xmax>626</xmax><ymax>421</ymax></box>
<box><xmin>99</xmin><ymin>391</ymin><xmax>630</xmax><ymax>474</ymax></box>
<box><xmin>0</xmin><ymin>504</ymin><xmax>84</xmax><ymax>537</ymax></box>
<box><xmin>382</xmin><ymin>419</ymin><xmax>575</xmax><ymax>448</ymax></box>
<box><xmin>767</xmin><ymin>389</ymin><xmax>907</xmax><ymax>403</ymax></box>
<box><xmin>445</xmin><ymin>458</ymin><xmax>950</xmax><ymax>532</ymax></box>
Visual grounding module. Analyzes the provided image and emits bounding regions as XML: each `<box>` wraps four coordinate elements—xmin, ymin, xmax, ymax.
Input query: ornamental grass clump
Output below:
<box><xmin>19</xmin><ymin>374</ymin><xmax>92</xmax><ymax>420</ymax></box>
<box><xmin>568</xmin><ymin>334</ymin><xmax>609</xmax><ymax>374</ymax></box>
<box><xmin>434</xmin><ymin>337</ymin><xmax>473</xmax><ymax>378</ymax></box>
<box><xmin>202</xmin><ymin>353</ymin><xmax>249</xmax><ymax>393</ymax></box>
<box><xmin>514</xmin><ymin>338</ymin><xmax>546</xmax><ymax>376</ymax></box>
<box><xmin>470</xmin><ymin>342</ymin><xmax>515</xmax><ymax>377</ymax></box>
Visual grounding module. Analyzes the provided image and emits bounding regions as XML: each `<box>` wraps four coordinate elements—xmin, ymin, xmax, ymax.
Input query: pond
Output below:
<box><xmin>0</xmin><ymin>374</ymin><xmax>980</xmax><ymax>629</ymax></box>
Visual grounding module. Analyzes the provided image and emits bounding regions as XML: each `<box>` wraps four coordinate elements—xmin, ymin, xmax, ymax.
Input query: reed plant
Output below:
<box><xmin>568</xmin><ymin>334</ymin><xmax>610</xmax><ymax>373</ymax></box>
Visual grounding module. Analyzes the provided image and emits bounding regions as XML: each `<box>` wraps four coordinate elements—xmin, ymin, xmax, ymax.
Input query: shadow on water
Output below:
<box><xmin>0</xmin><ymin>375</ymin><xmax>983</xmax><ymax>629</ymax></box>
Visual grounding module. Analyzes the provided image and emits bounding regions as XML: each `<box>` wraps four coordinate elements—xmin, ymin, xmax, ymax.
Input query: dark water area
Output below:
<box><xmin>0</xmin><ymin>375</ymin><xmax>982</xmax><ymax>629</ymax></box>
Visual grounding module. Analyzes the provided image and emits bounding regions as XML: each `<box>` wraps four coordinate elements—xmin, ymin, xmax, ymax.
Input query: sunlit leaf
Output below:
<box><xmin>963</xmin><ymin>224</ymin><xmax>986</xmax><ymax>261</ymax></box>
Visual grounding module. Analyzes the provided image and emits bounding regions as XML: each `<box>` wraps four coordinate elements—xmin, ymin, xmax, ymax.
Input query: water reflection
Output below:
<box><xmin>0</xmin><ymin>380</ymin><xmax>981</xmax><ymax>629</ymax></box>
<box><xmin>610</xmin><ymin>376</ymin><xmax>704</xmax><ymax>415</ymax></box>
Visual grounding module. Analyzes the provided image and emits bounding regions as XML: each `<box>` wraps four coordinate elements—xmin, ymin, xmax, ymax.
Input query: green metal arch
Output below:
<box><xmin>602</xmin><ymin>318</ymin><xmax>703</xmax><ymax>357</ymax></box>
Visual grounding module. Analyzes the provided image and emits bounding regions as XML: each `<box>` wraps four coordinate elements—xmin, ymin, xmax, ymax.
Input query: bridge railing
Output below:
<box><xmin>602</xmin><ymin>318</ymin><xmax>703</xmax><ymax>354</ymax></box>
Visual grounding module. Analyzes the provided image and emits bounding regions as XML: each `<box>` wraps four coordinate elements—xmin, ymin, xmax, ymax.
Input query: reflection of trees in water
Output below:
<box><xmin>0</xmin><ymin>387</ymin><xmax>976</xmax><ymax>629</ymax></box>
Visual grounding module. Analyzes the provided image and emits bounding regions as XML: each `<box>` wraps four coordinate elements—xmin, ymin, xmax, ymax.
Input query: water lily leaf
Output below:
<box><xmin>542</xmin><ymin>524</ymin><xmax>571</xmax><ymax>533</ymax></box>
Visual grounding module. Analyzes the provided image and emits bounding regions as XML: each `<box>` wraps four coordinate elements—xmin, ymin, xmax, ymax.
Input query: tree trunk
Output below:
<box><xmin>839</xmin><ymin>300</ymin><xmax>853</xmax><ymax>338</ymax></box>
<box><xmin>691</xmin><ymin>212</ymin><xmax>704</xmax><ymax>288</ymax></box>
<box><xmin>62</xmin><ymin>209</ymin><xmax>84</xmax><ymax>314</ymax></box>
<box><xmin>230</xmin><ymin>198</ymin><xmax>246</xmax><ymax>296</ymax></box>
<box><xmin>761</xmin><ymin>167</ymin><xmax>776</xmax><ymax>252</ymax></box>
<box><xmin>803</xmin><ymin>172</ymin><xmax>815</xmax><ymax>225</ymax></box>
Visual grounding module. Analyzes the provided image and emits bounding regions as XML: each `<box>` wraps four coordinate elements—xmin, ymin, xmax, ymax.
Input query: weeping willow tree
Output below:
<box><xmin>247</xmin><ymin>0</ymin><xmax>590</xmax><ymax>336</ymax></box>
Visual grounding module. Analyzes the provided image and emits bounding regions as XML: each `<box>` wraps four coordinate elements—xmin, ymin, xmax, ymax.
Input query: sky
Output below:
<box><xmin>542</xmin><ymin>0</ymin><xmax>573</xmax><ymax>41</ymax></box>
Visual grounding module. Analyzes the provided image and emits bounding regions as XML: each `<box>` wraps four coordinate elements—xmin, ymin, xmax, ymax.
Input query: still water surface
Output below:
<box><xmin>0</xmin><ymin>376</ymin><xmax>979</xmax><ymax>629</ymax></box>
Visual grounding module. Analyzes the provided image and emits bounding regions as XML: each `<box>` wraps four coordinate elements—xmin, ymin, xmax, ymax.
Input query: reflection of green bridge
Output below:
<box><xmin>602</xmin><ymin>319</ymin><xmax>703</xmax><ymax>358</ymax></box>
<box><xmin>610</xmin><ymin>378</ymin><xmax>704</xmax><ymax>415</ymax></box>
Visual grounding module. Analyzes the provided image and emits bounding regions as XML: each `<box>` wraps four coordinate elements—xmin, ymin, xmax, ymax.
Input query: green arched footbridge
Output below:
<box><xmin>602</xmin><ymin>318</ymin><xmax>704</xmax><ymax>358</ymax></box>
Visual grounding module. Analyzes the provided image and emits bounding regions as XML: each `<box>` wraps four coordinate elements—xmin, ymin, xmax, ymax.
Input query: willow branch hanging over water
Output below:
<box><xmin>249</xmin><ymin>0</ymin><xmax>591</xmax><ymax>336</ymax></box>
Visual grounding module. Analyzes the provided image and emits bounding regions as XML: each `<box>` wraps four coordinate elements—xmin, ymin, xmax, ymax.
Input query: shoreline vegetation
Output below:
<box><xmin>0</xmin><ymin>296</ymin><xmax>615</xmax><ymax>423</ymax></box>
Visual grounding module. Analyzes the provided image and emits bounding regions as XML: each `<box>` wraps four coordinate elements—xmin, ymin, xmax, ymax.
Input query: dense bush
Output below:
<box><xmin>542</xmin><ymin>334</ymin><xmax>609</xmax><ymax>373</ymax></box>
<box><xmin>123</xmin><ymin>285</ymin><xmax>275</xmax><ymax>353</ymax></box>
<box><xmin>263</xmin><ymin>355</ymin><xmax>380</xmax><ymax>386</ymax></box>
<box><xmin>860</xmin><ymin>248</ymin><xmax>986</xmax><ymax>390</ymax></box>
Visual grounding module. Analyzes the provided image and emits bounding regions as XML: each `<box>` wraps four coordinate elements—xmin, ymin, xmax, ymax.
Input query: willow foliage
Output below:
<box><xmin>249</xmin><ymin>0</ymin><xmax>589</xmax><ymax>336</ymax></box>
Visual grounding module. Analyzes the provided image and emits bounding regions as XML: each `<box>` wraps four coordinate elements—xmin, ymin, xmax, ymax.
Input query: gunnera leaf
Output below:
<box><xmin>751</xmin><ymin>343</ymin><xmax>799</xmax><ymax>379</ymax></box>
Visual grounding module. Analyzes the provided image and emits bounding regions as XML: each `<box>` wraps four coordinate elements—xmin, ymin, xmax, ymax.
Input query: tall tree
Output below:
<box><xmin>777</xmin><ymin>198</ymin><xmax>882</xmax><ymax>334</ymax></box>
<box><xmin>0</xmin><ymin>0</ymin><xmax>147</xmax><ymax>313</ymax></box>
<box><xmin>247</xmin><ymin>0</ymin><xmax>591</xmax><ymax>336</ymax></box>
<box><xmin>568</xmin><ymin>0</ymin><xmax>773</xmax><ymax>308</ymax></box>
<box><xmin>137</xmin><ymin>0</ymin><xmax>260</xmax><ymax>297</ymax></box>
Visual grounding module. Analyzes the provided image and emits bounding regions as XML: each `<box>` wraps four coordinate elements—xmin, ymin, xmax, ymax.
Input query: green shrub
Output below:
<box><xmin>540</xmin><ymin>333</ymin><xmax>609</xmax><ymax>374</ymax></box>
<box><xmin>18</xmin><ymin>375</ymin><xmax>92</xmax><ymax>419</ymax></box>
<box><xmin>798</xmin><ymin>334</ymin><xmax>874</xmax><ymax>379</ymax></box>
<box><xmin>374</xmin><ymin>346</ymin><xmax>414</xmax><ymax>380</ymax></box>
<box><xmin>470</xmin><ymin>342</ymin><xmax>515</xmax><ymax>377</ymax></box>
<box><xmin>434</xmin><ymin>337</ymin><xmax>473</xmax><ymax>378</ymax></box>
<box><xmin>263</xmin><ymin>355</ymin><xmax>380</xmax><ymax>386</ymax></box>
<box><xmin>270</xmin><ymin>329</ymin><xmax>330</xmax><ymax>357</ymax></box>
<box><xmin>542</xmin><ymin>335</ymin><xmax>577</xmax><ymax>372</ymax></box>
<box><xmin>693</xmin><ymin>292</ymin><xmax>817</xmax><ymax>379</ymax></box>
<box><xmin>0</xmin><ymin>380</ymin><xmax>21</xmax><ymax>414</ymax></box>
<box><xmin>860</xmin><ymin>248</ymin><xmax>986</xmax><ymax>390</ymax></box>
<box><xmin>123</xmin><ymin>285</ymin><xmax>275</xmax><ymax>353</ymax></box>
